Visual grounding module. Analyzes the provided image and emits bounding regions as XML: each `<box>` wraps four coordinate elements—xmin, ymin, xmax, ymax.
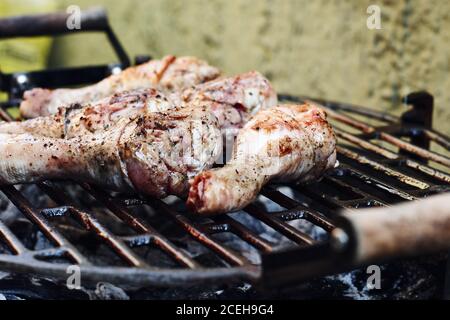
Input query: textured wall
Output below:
<box><xmin>48</xmin><ymin>0</ymin><xmax>450</xmax><ymax>135</ymax></box>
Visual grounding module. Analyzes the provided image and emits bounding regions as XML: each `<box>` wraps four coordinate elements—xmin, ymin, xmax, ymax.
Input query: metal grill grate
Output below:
<box><xmin>0</xmin><ymin>92</ymin><xmax>448</xmax><ymax>288</ymax></box>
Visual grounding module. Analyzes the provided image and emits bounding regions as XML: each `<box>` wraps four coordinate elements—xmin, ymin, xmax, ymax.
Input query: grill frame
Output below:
<box><xmin>0</xmin><ymin>7</ymin><xmax>133</xmax><ymax>102</ymax></box>
<box><xmin>0</xmin><ymin>92</ymin><xmax>448</xmax><ymax>288</ymax></box>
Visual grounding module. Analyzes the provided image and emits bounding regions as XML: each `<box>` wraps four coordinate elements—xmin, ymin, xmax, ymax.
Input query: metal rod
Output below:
<box><xmin>261</xmin><ymin>186</ymin><xmax>335</xmax><ymax>232</ymax></box>
<box><xmin>80</xmin><ymin>183</ymin><xmax>199</xmax><ymax>269</ymax></box>
<box><xmin>424</xmin><ymin>130</ymin><xmax>450</xmax><ymax>150</ymax></box>
<box><xmin>379</xmin><ymin>132</ymin><xmax>450</xmax><ymax>167</ymax></box>
<box><xmin>0</xmin><ymin>109</ymin><xmax>13</xmax><ymax>121</ymax></box>
<box><xmin>336</xmin><ymin>128</ymin><xmax>450</xmax><ymax>183</ymax></box>
<box><xmin>336</xmin><ymin>165</ymin><xmax>418</xmax><ymax>202</ymax></box>
<box><xmin>213</xmin><ymin>216</ymin><xmax>274</xmax><ymax>253</ymax></box>
<box><xmin>38</xmin><ymin>183</ymin><xmax>147</xmax><ymax>268</ymax></box>
<box><xmin>324</xmin><ymin>175</ymin><xmax>390</xmax><ymax>206</ymax></box>
<box><xmin>0</xmin><ymin>220</ymin><xmax>27</xmax><ymax>255</ymax></box>
<box><xmin>0</xmin><ymin>185</ymin><xmax>90</xmax><ymax>265</ymax></box>
<box><xmin>337</xmin><ymin>146</ymin><xmax>430</xmax><ymax>190</ymax></box>
<box><xmin>151</xmin><ymin>199</ymin><xmax>250</xmax><ymax>267</ymax></box>
<box><xmin>324</xmin><ymin>105</ymin><xmax>450</xmax><ymax>167</ymax></box>
<box><xmin>245</xmin><ymin>204</ymin><xmax>315</xmax><ymax>245</ymax></box>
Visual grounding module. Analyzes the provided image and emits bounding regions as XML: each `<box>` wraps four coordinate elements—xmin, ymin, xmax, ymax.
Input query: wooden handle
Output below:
<box><xmin>334</xmin><ymin>193</ymin><xmax>450</xmax><ymax>264</ymax></box>
<box><xmin>0</xmin><ymin>7</ymin><xmax>108</xmax><ymax>39</ymax></box>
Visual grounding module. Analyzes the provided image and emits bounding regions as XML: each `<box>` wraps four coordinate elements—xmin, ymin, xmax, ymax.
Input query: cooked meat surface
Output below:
<box><xmin>186</xmin><ymin>103</ymin><xmax>337</xmax><ymax>215</ymax></box>
<box><xmin>0</xmin><ymin>106</ymin><xmax>222</xmax><ymax>198</ymax></box>
<box><xmin>1</xmin><ymin>89</ymin><xmax>176</xmax><ymax>139</ymax></box>
<box><xmin>20</xmin><ymin>55</ymin><xmax>221</xmax><ymax>118</ymax></box>
<box><xmin>171</xmin><ymin>71</ymin><xmax>278</xmax><ymax>130</ymax></box>
<box><xmin>2</xmin><ymin>72</ymin><xmax>277</xmax><ymax>138</ymax></box>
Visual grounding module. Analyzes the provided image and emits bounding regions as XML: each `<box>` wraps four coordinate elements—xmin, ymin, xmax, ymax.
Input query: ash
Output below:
<box><xmin>0</xmin><ymin>185</ymin><xmax>447</xmax><ymax>300</ymax></box>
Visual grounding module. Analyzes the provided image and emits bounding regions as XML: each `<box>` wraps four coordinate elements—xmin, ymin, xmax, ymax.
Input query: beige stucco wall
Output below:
<box><xmin>47</xmin><ymin>0</ymin><xmax>450</xmax><ymax>136</ymax></box>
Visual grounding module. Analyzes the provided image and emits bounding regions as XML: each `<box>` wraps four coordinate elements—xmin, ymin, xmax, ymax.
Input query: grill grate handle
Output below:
<box><xmin>334</xmin><ymin>192</ymin><xmax>450</xmax><ymax>264</ymax></box>
<box><xmin>0</xmin><ymin>7</ymin><xmax>130</xmax><ymax>68</ymax></box>
<box><xmin>0</xmin><ymin>7</ymin><xmax>108</xmax><ymax>39</ymax></box>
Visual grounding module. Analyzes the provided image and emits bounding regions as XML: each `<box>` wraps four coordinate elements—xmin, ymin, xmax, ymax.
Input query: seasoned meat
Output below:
<box><xmin>1</xmin><ymin>89</ymin><xmax>175</xmax><ymax>138</ymax></box>
<box><xmin>2</xmin><ymin>72</ymin><xmax>277</xmax><ymax>138</ymax></box>
<box><xmin>171</xmin><ymin>71</ymin><xmax>278</xmax><ymax>130</ymax></box>
<box><xmin>0</xmin><ymin>106</ymin><xmax>222</xmax><ymax>198</ymax></box>
<box><xmin>186</xmin><ymin>103</ymin><xmax>337</xmax><ymax>215</ymax></box>
<box><xmin>20</xmin><ymin>55</ymin><xmax>221</xmax><ymax>118</ymax></box>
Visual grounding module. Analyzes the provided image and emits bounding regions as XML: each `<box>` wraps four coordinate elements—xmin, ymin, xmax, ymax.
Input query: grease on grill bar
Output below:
<box><xmin>0</xmin><ymin>92</ymin><xmax>449</xmax><ymax>288</ymax></box>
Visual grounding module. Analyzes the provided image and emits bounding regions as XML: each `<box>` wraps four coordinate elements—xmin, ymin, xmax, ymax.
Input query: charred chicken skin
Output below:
<box><xmin>19</xmin><ymin>55</ymin><xmax>221</xmax><ymax>118</ymax></box>
<box><xmin>1</xmin><ymin>72</ymin><xmax>277</xmax><ymax>139</ymax></box>
<box><xmin>186</xmin><ymin>103</ymin><xmax>337</xmax><ymax>215</ymax></box>
<box><xmin>0</xmin><ymin>106</ymin><xmax>222</xmax><ymax>198</ymax></box>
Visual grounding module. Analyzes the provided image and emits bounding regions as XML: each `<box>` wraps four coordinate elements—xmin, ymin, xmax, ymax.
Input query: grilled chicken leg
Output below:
<box><xmin>0</xmin><ymin>89</ymin><xmax>175</xmax><ymax>139</ymax></box>
<box><xmin>1</xmin><ymin>72</ymin><xmax>277</xmax><ymax>139</ymax></box>
<box><xmin>171</xmin><ymin>71</ymin><xmax>277</xmax><ymax>130</ymax></box>
<box><xmin>186</xmin><ymin>103</ymin><xmax>337</xmax><ymax>215</ymax></box>
<box><xmin>20</xmin><ymin>55</ymin><xmax>221</xmax><ymax>118</ymax></box>
<box><xmin>0</xmin><ymin>106</ymin><xmax>222</xmax><ymax>198</ymax></box>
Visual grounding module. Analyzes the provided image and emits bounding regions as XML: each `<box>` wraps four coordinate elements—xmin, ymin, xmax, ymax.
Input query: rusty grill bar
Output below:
<box><xmin>0</xmin><ymin>91</ymin><xmax>448</xmax><ymax>288</ymax></box>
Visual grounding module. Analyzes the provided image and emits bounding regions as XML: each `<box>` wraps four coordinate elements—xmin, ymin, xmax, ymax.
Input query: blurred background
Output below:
<box><xmin>1</xmin><ymin>0</ymin><xmax>449</xmax><ymax>135</ymax></box>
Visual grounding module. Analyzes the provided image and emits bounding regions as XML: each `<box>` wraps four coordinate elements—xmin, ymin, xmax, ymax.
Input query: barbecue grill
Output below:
<box><xmin>0</xmin><ymin>8</ymin><xmax>449</xmax><ymax>293</ymax></box>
